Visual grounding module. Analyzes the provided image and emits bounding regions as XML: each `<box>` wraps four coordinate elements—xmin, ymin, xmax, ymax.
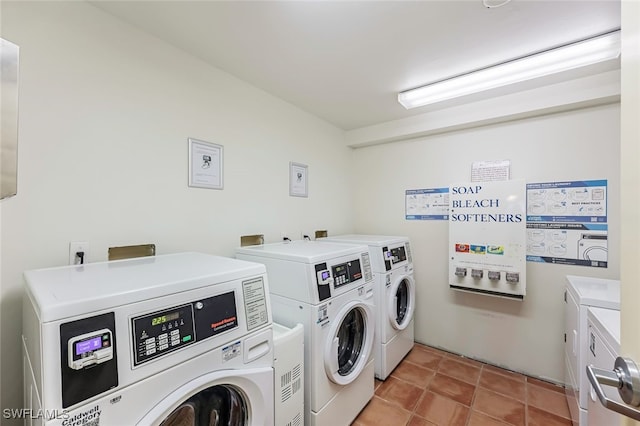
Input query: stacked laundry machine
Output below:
<box><xmin>322</xmin><ymin>234</ymin><xmax>415</xmax><ymax>380</ymax></box>
<box><xmin>236</xmin><ymin>240</ymin><xmax>376</xmax><ymax>426</ymax></box>
<box><xmin>22</xmin><ymin>252</ymin><xmax>295</xmax><ymax>426</ymax></box>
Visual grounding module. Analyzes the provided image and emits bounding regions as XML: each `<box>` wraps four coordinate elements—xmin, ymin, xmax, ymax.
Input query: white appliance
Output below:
<box><xmin>564</xmin><ymin>275</ymin><xmax>620</xmax><ymax>426</ymax></box>
<box><xmin>322</xmin><ymin>234</ymin><xmax>415</xmax><ymax>380</ymax></box>
<box><xmin>273</xmin><ymin>322</ymin><xmax>304</xmax><ymax>426</ymax></box>
<box><xmin>236</xmin><ymin>241</ymin><xmax>375</xmax><ymax>426</ymax></box>
<box><xmin>22</xmin><ymin>252</ymin><xmax>275</xmax><ymax>425</ymax></box>
<box><xmin>587</xmin><ymin>307</ymin><xmax>622</xmax><ymax>426</ymax></box>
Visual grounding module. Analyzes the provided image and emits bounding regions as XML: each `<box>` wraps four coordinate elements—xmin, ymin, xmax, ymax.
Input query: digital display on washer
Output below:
<box><xmin>151</xmin><ymin>312</ymin><xmax>180</xmax><ymax>326</ymax></box>
<box><xmin>332</xmin><ymin>259</ymin><xmax>363</xmax><ymax>288</ymax></box>
<box><xmin>75</xmin><ymin>336</ymin><xmax>104</xmax><ymax>356</ymax></box>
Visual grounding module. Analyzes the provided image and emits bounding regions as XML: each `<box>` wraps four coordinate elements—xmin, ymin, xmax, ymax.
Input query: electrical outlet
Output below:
<box><xmin>300</xmin><ymin>231</ymin><xmax>312</xmax><ymax>241</ymax></box>
<box><xmin>280</xmin><ymin>231</ymin><xmax>290</xmax><ymax>242</ymax></box>
<box><xmin>69</xmin><ymin>241</ymin><xmax>90</xmax><ymax>265</ymax></box>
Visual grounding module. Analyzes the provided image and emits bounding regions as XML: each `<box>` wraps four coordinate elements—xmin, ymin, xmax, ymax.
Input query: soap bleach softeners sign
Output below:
<box><xmin>449</xmin><ymin>180</ymin><xmax>526</xmax><ymax>299</ymax></box>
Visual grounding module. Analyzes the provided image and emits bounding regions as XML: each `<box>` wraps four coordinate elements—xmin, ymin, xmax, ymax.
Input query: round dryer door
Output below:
<box><xmin>324</xmin><ymin>301</ymin><xmax>374</xmax><ymax>385</ymax></box>
<box><xmin>139</xmin><ymin>368</ymin><xmax>273</xmax><ymax>426</ymax></box>
<box><xmin>388</xmin><ymin>275</ymin><xmax>415</xmax><ymax>331</ymax></box>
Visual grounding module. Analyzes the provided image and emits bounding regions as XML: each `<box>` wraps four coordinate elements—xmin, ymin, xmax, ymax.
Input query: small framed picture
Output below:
<box><xmin>188</xmin><ymin>138</ymin><xmax>223</xmax><ymax>190</ymax></box>
<box><xmin>289</xmin><ymin>162</ymin><xmax>308</xmax><ymax>197</ymax></box>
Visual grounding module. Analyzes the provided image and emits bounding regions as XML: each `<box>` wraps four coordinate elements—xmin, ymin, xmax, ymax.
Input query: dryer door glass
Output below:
<box><xmin>395</xmin><ymin>279</ymin><xmax>409</xmax><ymax>325</ymax></box>
<box><xmin>159</xmin><ymin>385</ymin><xmax>248</xmax><ymax>426</ymax></box>
<box><xmin>389</xmin><ymin>274</ymin><xmax>415</xmax><ymax>331</ymax></box>
<box><xmin>337</xmin><ymin>308</ymin><xmax>365</xmax><ymax>376</ymax></box>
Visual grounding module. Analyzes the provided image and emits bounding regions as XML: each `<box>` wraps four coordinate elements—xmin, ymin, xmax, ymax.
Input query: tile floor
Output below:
<box><xmin>352</xmin><ymin>343</ymin><xmax>572</xmax><ymax>426</ymax></box>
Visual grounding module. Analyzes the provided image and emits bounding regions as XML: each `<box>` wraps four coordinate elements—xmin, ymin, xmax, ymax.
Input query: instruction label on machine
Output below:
<box><xmin>449</xmin><ymin>179</ymin><xmax>526</xmax><ymax>299</ymax></box>
<box><xmin>526</xmin><ymin>179</ymin><xmax>608</xmax><ymax>268</ymax></box>
<box><xmin>242</xmin><ymin>277</ymin><xmax>269</xmax><ymax>330</ymax></box>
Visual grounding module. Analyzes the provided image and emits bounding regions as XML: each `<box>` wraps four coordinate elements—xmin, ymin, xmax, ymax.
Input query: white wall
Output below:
<box><xmin>621</xmin><ymin>3</ymin><xmax>640</xmax><ymax>425</ymax></box>
<box><xmin>0</xmin><ymin>1</ymin><xmax>354</xmax><ymax>416</ymax></box>
<box><xmin>351</xmin><ymin>104</ymin><xmax>620</xmax><ymax>382</ymax></box>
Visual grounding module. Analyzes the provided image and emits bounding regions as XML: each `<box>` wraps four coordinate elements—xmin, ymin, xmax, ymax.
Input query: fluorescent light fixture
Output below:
<box><xmin>398</xmin><ymin>30</ymin><xmax>621</xmax><ymax>109</ymax></box>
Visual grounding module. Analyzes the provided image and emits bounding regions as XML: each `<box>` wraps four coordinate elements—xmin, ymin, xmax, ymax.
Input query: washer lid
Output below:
<box><xmin>235</xmin><ymin>240</ymin><xmax>368</xmax><ymax>263</ymax></box>
<box><xmin>25</xmin><ymin>252</ymin><xmax>266</xmax><ymax>322</ymax></box>
<box><xmin>323</xmin><ymin>234</ymin><xmax>409</xmax><ymax>247</ymax></box>
<box><xmin>565</xmin><ymin>275</ymin><xmax>620</xmax><ymax>309</ymax></box>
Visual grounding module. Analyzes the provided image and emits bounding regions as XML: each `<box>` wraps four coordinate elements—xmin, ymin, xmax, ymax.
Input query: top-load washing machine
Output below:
<box><xmin>564</xmin><ymin>275</ymin><xmax>620</xmax><ymax>426</ymax></box>
<box><xmin>236</xmin><ymin>241</ymin><xmax>375</xmax><ymax>426</ymax></box>
<box><xmin>22</xmin><ymin>252</ymin><xmax>275</xmax><ymax>425</ymax></box>
<box><xmin>322</xmin><ymin>234</ymin><xmax>415</xmax><ymax>380</ymax></box>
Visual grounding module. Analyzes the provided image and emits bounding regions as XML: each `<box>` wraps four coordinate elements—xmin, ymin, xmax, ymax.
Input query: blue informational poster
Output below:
<box><xmin>526</xmin><ymin>179</ymin><xmax>607</xmax><ymax>268</ymax></box>
<box><xmin>405</xmin><ymin>188</ymin><xmax>449</xmax><ymax>220</ymax></box>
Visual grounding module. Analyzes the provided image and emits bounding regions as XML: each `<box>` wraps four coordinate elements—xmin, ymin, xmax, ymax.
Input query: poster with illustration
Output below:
<box><xmin>526</xmin><ymin>180</ymin><xmax>607</xmax><ymax>268</ymax></box>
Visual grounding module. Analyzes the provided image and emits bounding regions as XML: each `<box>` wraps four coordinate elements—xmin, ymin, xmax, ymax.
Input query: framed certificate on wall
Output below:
<box><xmin>188</xmin><ymin>138</ymin><xmax>223</xmax><ymax>190</ymax></box>
<box><xmin>289</xmin><ymin>162</ymin><xmax>308</xmax><ymax>197</ymax></box>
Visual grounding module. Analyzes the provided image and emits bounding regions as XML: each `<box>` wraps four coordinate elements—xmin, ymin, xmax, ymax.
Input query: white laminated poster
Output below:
<box><xmin>526</xmin><ymin>179</ymin><xmax>607</xmax><ymax>268</ymax></box>
<box><xmin>471</xmin><ymin>160</ymin><xmax>510</xmax><ymax>182</ymax></box>
<box><xmin>405</xmin><ymin>188</ymin><xmax>449</xmax><ymax>220</ymax></box>
<box><xmin>449</xmin><ymin>179</ymin><xmax>526</xmax><ymax>300</ymax></box>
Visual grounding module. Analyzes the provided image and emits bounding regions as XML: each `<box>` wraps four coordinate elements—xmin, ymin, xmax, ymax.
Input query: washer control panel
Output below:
<box><xmin>131</xmin><ymin>290</ymin><xmax>239</xmax><ymax>366</ymax></box>
<box><xmin>132</xmin><ymin>304</ymin><xmax>195</xmax><ymax>366</ymax></box>
<box><xmin>331</xmin><ymin>258</ymin><xmax>363</xmax><ymax>289</ymax></box>
<box><xmin>383</xmin><ymin>244</ymin><xmax>408</xmax><ymax>271</ymax></box>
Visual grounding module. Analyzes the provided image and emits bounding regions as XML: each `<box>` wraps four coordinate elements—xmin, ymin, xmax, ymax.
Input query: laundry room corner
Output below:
<box><xmin>350</xmin><ymin>101</ymin><xmax>621</xmax><ymax>384</ymax></box>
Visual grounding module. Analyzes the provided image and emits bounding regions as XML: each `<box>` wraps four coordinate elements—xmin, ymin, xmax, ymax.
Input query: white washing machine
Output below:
<box><xmin>236</xmin><ymin>241</ymin><xmax>375</xmax><ymax>426</ymax></box>
<box><xmin>587</xmin><ymin>307</ymin><xmax>622</xmax><ymax>426</ymax></box>
<box><xmin>22</xmin><ymin>252</ymin><xmax>275</xmax><ymax>425</ymax></box>
<box><xmin>322</xmin><ymin>234</ymin><xmax>415</xmax><ymax>380</ymax></box>
<box><xmin>564</xmin><ymin>275</ymin><xmax>620</xmax><ymax>426</ymax></box>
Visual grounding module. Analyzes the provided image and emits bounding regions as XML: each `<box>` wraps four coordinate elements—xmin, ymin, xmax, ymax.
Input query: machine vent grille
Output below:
<box><xmin>281</xmin><ymin>385</ymin><xmax>292</xmax><ymax>402</ymax></box>
<box><xmin>292</xmin><ymin>363</ymin><xmax>301</xmax><ymax>380</ymax></box>
<box><xmin>285</xmin><ymin>413</ymin><xmax>302</xmax><ymax>426</ymax></box>
<box><xmin>281</xmin><ymin>371</ymin><xmax>291</xmax><ymax>388</ymax></box>
<box><xmin>280</xmin><ymin>363</ymin><xmax>303</xmax><ymax>403</ymax></box>
<box><xmin>292</xmin><ymin>377</ymin><xmax>302</xmax><ymax>395</ymax></box>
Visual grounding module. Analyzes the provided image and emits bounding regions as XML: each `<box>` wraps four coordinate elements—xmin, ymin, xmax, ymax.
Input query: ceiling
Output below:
<box><xmin>90</xmin><ymin>0</ymin><xmax>621</xmax><ymax>131</ymax></box>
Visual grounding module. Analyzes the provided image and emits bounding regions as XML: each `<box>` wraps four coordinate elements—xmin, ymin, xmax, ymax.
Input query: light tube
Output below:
<box><xmin>398</xmin><ymin>30</ymin><xmax>621</xmax><ymax>109</ymax></box>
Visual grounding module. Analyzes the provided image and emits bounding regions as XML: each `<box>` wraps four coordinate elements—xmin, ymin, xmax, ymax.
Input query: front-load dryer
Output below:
<box><xmin>322</xmin><ymin>234</ymin><xmax>415</xmax><ymax>380</ymax></box>
<box><xmin>236</xmin><ymin>241</ymin><xmax>375</xmax><ymax>426</ymax></box>
<box><xmin>22</xmin><ymin>252</ymin><xmax>275</xmax><ymax>425</ymax></box>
